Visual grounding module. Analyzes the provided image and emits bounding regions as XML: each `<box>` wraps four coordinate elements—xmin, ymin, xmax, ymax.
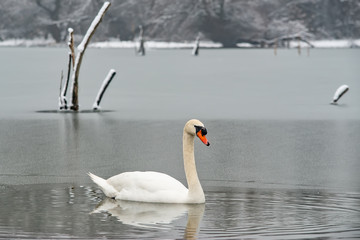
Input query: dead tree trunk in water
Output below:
<box><xmin>70</xmin><ymin>2</ymin><xmax>111</xmax><ymax>111</ymax></box>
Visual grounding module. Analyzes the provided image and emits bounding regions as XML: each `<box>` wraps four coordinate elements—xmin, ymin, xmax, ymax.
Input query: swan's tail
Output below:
<box><xmin>88</xmin><ymin>172</ymin><xmax>118</xmax><ymax>199</ymax></box>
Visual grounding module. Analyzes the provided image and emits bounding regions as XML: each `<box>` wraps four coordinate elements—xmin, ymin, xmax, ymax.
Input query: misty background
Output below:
<box><xmin>1</xmin><ymin>0</ymin><xmax>360</xmax><ymax>47</ymax></box>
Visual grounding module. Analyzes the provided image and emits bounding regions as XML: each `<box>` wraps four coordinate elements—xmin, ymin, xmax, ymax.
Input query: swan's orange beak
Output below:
<box><xmin>197</xmin><ymin>131</ymin><xmax>210</xmax><ymax>146</ymax></box>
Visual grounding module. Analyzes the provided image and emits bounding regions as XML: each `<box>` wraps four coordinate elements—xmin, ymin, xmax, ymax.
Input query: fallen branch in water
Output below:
<box><xmin>332</xmin><ymin>85</ymin><xmax>349</xmax><ymax>104</ymax></box>
<box><xmin>93</xmin><ymin>69</ymin><xmax>116</xmax><ymax>110</ymax></box>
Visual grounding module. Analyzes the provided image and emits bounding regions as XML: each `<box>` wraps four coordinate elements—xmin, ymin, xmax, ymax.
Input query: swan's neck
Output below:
<box><xmin>183</xmin><ymin>132</ymin><xmax>205</xmax><ymax>203</ymax></box>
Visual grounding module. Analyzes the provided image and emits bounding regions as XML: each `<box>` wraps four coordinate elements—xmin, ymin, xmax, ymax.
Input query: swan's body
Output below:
<box><xmin>89</xmin><ymin>171</ymin><xmax>188</xmax><ymax>203</ymax></box>
<box><xmin>89</xmin><ymin>119</ymin><xmax>210</xmax><ymax>204</ymax></box>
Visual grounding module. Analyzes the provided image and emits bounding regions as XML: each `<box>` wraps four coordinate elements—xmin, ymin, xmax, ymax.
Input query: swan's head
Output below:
<box><xmin>185</xmin><ymin>119</ymin><xmax>210</xmax><ymax>146</ymax></box>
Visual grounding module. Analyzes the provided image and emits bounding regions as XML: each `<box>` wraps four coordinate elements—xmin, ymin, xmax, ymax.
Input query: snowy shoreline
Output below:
<box><xmin>0</xmin><ymin>38</ymin><xmax>359</xmax><ymax>49</ymax></box>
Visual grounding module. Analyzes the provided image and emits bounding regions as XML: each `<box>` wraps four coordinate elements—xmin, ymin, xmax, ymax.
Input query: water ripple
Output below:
<box><xmin>202</xmin><ymin>189</ymin><xmax>360</xmax><ymax>239</ymax></box>
<box><xmin>0</xmin><ymin>185</ymin><xmax>359</xmax><ymax>239</ymax></box>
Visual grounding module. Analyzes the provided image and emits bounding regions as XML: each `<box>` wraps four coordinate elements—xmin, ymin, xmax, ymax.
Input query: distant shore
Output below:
<box><xmin>0</xmin><ymin>38</ymin><xmax>359</xmax><ymax>49</ymax></box>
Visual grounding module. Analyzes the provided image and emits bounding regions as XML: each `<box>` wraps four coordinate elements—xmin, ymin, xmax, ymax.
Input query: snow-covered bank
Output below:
<box><xmin>310</xmin><ymin>39</ymin><xmax>360</xmax><ymax>48</ymax></box>
<box><xmin>0</xmin><ymin>38</ymin><xmax>222</xmax><ymax>48</ymax></box>
<box><xmin>87</xmin><ymin>39</ymin><xmax>360</xmax><ymax>49</ymax></box>
<box><xmin>289</xmin><ymin>39</ymin><xmax>360</xmax><ymax>48</ymax></box>
<box><xmin>236</xmin><ymin>39</ymin><xmax>360</xmax><ymax>48</ymax></box>
<box><xmin>89</xmin><ymin>40</ymin><xmax>223</xmax><ymax>49</ymax></box>
<box><xmin>0</xmin><ymin>38</ymin><xmax>57</xmax><ymax>47</ymax></box>
<box><xmin>0</xmin><ymin>38</ymin><xmax>359</xmax><ymax>49</ymax></box>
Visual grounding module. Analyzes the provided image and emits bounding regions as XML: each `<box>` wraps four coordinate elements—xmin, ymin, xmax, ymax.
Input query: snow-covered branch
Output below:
<box><xmin>93</xmin><ymin>69</ymin><xmax>116</xmax><ymax>110</ymax></box>
<box><xmin>77</xmin><ymin>2</ymin><xmax>111</xmax><ymax>53</ymax></box>
<box><xmin>67</xmin><ymin>28</ymin><xmax>75</xmax><ymax>68</ymax></box>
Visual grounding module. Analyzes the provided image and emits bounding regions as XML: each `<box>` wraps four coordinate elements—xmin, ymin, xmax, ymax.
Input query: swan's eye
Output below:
<box><xmin>201</xmin><ymin>128</ymin><xmax>207</xmax><ymax>136</ymax></box>
<box><xmin>194</xmin><ymin>125</ymin><xmax>202</xmax><ymax>134</ymax></box>
<box><xmin>195</xmin><ymin>125</ymin><xmax>207</xmax><ymax>136</ymax></box>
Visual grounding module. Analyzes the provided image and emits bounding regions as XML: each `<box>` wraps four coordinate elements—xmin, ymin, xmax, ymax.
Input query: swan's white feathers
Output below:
<box><xmin>106</xmin><ymin>171</ymin><xmax>189</xmax><ymax>203</ymax></box>
<box><xmin>88</xmin><ymin>172</ymin><xmax>118</xmax><ymax>198</ymax></box>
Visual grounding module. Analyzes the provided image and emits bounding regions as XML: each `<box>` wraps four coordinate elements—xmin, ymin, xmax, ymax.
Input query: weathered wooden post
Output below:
<box><xmin>274</xmin><ymin>39</ymin><xmax>278</xmax><ymax>56</ymax></box>
<box><xmin>136</xmin><ymin>25</ymin><xmax>145</xmax><ymax>56</ymax></box>
<box><xmin>93</xmin><ymin>69</ymin><xmax>116</xmax><ymax>110</ymax></box>
<box><xmin>192</xmin><ymin>35</ymin><xmax>200</xmax><ymax>56</ymax></box>
<box><xmin>70</xmin><ymin>1</ymin><xmax>111</xmax><ymax>111</ymax></box>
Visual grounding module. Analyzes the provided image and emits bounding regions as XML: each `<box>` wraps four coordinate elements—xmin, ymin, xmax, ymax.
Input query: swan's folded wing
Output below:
<box><xmin>107</xmin><ymin>171</ymin><xmax>189</xmax><ymax>203</ymax></box>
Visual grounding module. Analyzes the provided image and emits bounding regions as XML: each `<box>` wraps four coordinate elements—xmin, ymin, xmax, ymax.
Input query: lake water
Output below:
<box><xmin>0</xmin><ymin>47</ymin><xmax>359</xmax><ymax>239</ymax></box>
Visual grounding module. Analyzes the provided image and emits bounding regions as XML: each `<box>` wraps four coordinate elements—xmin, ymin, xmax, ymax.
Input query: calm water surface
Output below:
<box><xmin>0</xmin><ymin>48</ymin><xmax>359</xmax><ymax>239</ymax></box>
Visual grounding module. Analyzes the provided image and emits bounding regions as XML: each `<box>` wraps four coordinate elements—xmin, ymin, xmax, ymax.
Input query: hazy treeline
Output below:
<box><xmin>0</xmin><ymin>0</ymin><xmax>359</xmax><ymax>47</ymax></box>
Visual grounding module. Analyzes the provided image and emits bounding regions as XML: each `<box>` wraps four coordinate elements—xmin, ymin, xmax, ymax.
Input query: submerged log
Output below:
<box><xmin>93</xmin><ymin>69</ymin><xmax>116</xmax><ymax>110</ymax></box>
<box><xmin>70</xmin><ymin>1</ymin><xmax>111</xmax><ymax>111</ymax></box>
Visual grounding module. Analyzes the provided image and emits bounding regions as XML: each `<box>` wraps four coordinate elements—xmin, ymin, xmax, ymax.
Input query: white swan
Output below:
<box><xmin>88</xmin><ymin>119</ymin><xmax>210</xmax><ymax>203</ymax></box>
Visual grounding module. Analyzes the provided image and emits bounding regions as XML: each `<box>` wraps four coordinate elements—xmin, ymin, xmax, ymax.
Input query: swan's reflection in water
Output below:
<box><xmin>91</xmin><ymin>198</ymin><xmax>204</xmax><ymax>239</ymax></box>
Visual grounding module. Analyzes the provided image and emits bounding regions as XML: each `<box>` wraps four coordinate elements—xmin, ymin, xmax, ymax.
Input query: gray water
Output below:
<box><xmin>0</xmin><ymin>48</ymin><xmax>359</xmax><ymax>239</ymax></box>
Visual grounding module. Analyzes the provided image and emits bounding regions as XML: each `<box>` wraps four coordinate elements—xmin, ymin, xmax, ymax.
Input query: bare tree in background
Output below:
<box><xmin>35</xmin><ymin>0</ymin><xmax>62</xmax><ymax>42</ymax></box>
<box><xmin>35</xmin><ymin>0</ymin><xmax>92</xmax><ymax>42</ymax></box>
